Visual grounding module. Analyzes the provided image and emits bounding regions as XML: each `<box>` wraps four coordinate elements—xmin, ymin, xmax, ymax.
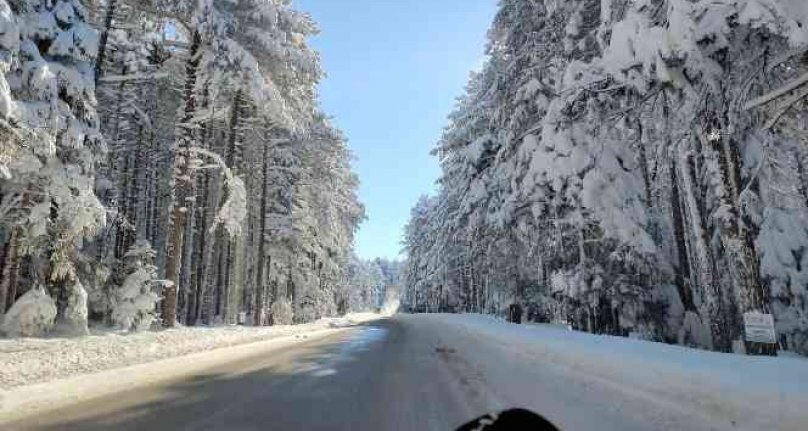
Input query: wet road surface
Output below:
<box><xmin>5</xmin><ymin>318</ymin><xmax>474</xmax><ymax>431</ymax></box>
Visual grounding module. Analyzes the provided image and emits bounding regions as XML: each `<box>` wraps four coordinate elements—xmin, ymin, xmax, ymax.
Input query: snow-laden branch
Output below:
<box><xmin>182</xmin><ymin>147</ymin><xmax>246</xmax><ymax>239</ymax></box>
<box><xmin>764</xmin><ymin>84</ymin><xmax>808</xmax><ymax>129</ymax></box>
<box><xmin>743</xmin><ymin>72</ymin><xmax>808</xmax><ymax>111</ymax></box>
<box><xmin>0</xmin><ymin>193</ymin><xmax>22</xmax><ymax>222</ymax></box>
<box><xmin>213</xmin><ymin>173</ymin><xmax>246</xmax><ymax>239</ymax></box>
<box><xmin>98</xmin><ymin>73</ymin><xmax>170</xmax><ymax>84</ymax></box>
<box><xmin>0</xmin><ymin>117</ymin><xmax>24</xmax><ymax>142</ymax></box>
<box><xmin>188</xmin><ymin>108</ymin><xmax>229</xmax><ymax>125</ymax></box>
<box><xmin>130</xmin><ymin>104</ymin><xmax>153</xmax><ymax>130</ymax></box>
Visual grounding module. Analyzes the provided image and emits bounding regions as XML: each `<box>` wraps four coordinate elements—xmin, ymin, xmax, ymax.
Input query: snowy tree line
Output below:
<box><xmin>0</xmin><ymin>0</ymin><xmax>367</xmax><ymax>336</ymax></box>
<box><xmin>344</xmin><ymin>256</ymin><xmax>403</xmax><ymax>313</ymax></box>
<box><xmin>404</xmin><ymin>0</ymin><xmax>808</xmax><ymax>355</ymax></box>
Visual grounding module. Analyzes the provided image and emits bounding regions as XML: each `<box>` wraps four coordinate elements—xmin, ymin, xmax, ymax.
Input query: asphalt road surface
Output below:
<box><xmin>6</xmin><ymin>318</ymin><xmax>479</xmax><ymax>431</ymax></box>
<box><xmin>4</xmin><ymin>315</ymin><xmax>752</xmax><ymax>431</ymax></box>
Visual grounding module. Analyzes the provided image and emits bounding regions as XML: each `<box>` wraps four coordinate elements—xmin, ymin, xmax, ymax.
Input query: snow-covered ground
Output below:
<box><xmin>0</xmin><ymin>313</ymin><xmax>380</xmax><ymax>389</ymax></box>
<box><xmin>419</xmin><ymin>314</ymin><xmax>808</xmax><ymax>431</ymax></box>
<box><xmin>3</xmin><ymin>313</ymin><xmax>807</xmax><ymax>430</ymax></box>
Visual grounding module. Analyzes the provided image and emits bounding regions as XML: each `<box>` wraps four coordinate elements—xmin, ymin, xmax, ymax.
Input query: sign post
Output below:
<box><xmin>743</xmin><ymin>312</ymin><xmax>778</xmax><ymax>355</ymax></box>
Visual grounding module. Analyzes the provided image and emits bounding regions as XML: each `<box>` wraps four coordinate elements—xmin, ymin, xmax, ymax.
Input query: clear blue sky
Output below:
<box><xmin>296</xmin><ymin>0</ymin><xmax>498</xmax><ymax>261</ymax></box>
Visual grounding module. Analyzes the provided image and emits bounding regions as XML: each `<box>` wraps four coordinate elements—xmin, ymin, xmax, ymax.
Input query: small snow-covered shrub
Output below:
<box><xmin>1</xmin><ymin>286</ymin><xmax>57</xmax><ymax>337</ymax></box>
<box><xmin>111</xmin><ymin>242</ymin><xmax>159</xmax><ymax>332</ymax></box>
<box><xmin>270</xmin><ymin>298</ymin><xmax>294</xmax><ymax>325</ymax></box>
<box><xmin>58</xmin><ymin>280</ymin><xmax>90</xmax><ymax>336</ymax></box>
<box><xmin>112</xmin><ymin>268</ymin><xmax>159</xmax><ymax>331</ymax></box>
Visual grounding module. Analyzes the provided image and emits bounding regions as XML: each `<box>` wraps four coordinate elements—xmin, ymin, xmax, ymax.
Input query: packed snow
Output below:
<box><xmin>416</xmin><ymin>313</ymin><xmax>808</xmax><ymax>431</ymax></box>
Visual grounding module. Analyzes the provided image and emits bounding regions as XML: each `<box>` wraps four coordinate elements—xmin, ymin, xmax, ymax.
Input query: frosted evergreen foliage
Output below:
<box><xmin>404</xmin><ymin>0</ymin><xmax>808</xmax><ymax>354</ymax></box>
<box><xmin>111</xmin><ymin>242</ymin><xmax>159</xmax><ymax>332</ymax></box>
<box><xmin>0</xmin><ymin>0</ymin><xmax>364</xmax><ymax>337</ymax></box>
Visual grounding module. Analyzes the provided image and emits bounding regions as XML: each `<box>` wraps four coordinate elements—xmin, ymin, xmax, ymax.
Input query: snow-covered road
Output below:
<box><xmin>3</xmin><ymin>314</ymin><xmax>807</xmax><ymax>431</ymax></box>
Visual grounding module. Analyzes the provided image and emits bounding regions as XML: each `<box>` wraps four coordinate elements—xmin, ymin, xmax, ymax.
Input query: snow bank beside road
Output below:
<box><xmin>444</xmin><ymin>313</ymin><xmax>808</xmax><ymax>390</ymax></box>
<box><xmin>0</xmin><ymin>313</ymin><xmax>380</xmax><ymax>389</ymax></box>
<box><xmin>420</xmin><ymin>314</ymin><xmax>808</xmax><ymax>431</ymax></box>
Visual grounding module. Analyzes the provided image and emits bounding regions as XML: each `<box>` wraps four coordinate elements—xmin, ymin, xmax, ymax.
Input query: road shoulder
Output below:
<box><xmin>0</xmin><ymin>316</ymin><xmax>382</xmax><ymax>423</ymax></box>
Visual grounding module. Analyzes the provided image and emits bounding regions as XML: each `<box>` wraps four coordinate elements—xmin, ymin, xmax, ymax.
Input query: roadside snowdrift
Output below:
<box><xmin>0</xmin><ymin>313</ymin><xmax>379</xmax><ymax>389</ymax></box>
<box><xmin>418</xmin><ymin>314</ymin><xmax>808</xmax><ymax>431</ymax></box>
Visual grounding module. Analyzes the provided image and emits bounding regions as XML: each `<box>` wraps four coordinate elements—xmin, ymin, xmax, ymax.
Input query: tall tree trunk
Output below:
<box><xmin>188</xmin><ymin>172</ymin><xmax>209</xmax><ymax>326</ymax></box>
<box><xmin>199</xmin><ymin>171</ymin><xmax>221</xmax><ymax>324</ymax></box>
<box><xmin>705</xmin><ymin>125</ymin><xmax>774</xmax><ymax>355</ymax></box>
<box><xmin>635</xmin><ymin>119</ymin><xmax>653</xmax><ymax>208</ymax></box>
<box><xmin>187</xmin><ymin>90</ymin><xmax>213</xmax><ymax>326</ymax></box>
<box><xmin>94</xmin><ymin>0</ymin><xmax>117</xmax><ymax>83</ymax></box>
<box><xmin>100</xmin><ymin>62</ymin><xmax>129</xmax><ymax>263</ymax></box>
<box><xmin>217</xmin><ymin>90</ymin><xmax>246</xmax><ymax>322</ymax></box>
<box><xmin>163</xmin><ymin>30</ymin><xmax>202</xmax><ymax>328</ymax></box>
<box><xmin>199</xmin><ymin>185</ymin><xmax>220</xmax><ymax>325</ymax></box>
<box><xmin>211</xmin><ymin>236</ymin><xmax>227</xmax><ymax>317</ymax></box>
<box><xmin>680</xmin><ymin>149</ymin><xmax>730</xmax><ymax>351</ymax></box>
<box><xmin>229</xmin><ymin>234</ymin><xmax>246</xmax><ymax>323</ymax></box>
<box><xmin>114</xmin><ymin>147</ymin><xmax>135</xmax><ymax>259</ymax></box>
<box><xmin>468</xmin><ymin>239</ymin><xmax>475</xmax><ymax>313</ymax></box>
<box><xmin>670</xmin><ymin>160</ymin><xmax>697</xmax><ymax>312</ymax></box>
<box><xmin>147</xmin><ymin>158</ymin><xmax>160</xmax><ymax>247</ymax></box>
<box><xmin>0</xmin><ymin>232</ymin><xmax>6</xmax><ymax>314</ymax></box>
<box><xmin>0</xmin><ymin>228</ymin><xmax>22</xmax><ymax>313</ymax></box>
<box><xmin>133</xmin><ymin>83</ymin><xmax>153</xmax><ymax>241</ymax></box>
<box><xmin>794</xmin><ymin>147</ymin><xmax>808</xmax><ymax>209</ymax></box>
<box><xmin>253</xmin><ymin>142</ymin><xmax>271</xmax><ymax>326</ymax></box>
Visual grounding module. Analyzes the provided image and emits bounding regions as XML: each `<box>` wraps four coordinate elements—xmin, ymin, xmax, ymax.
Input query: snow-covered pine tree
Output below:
<box><xmin>404</xmin><ymin>0</ymin><xmax>808</xmax><ymax>355</ymax></box>
<box><xmin>0</xmin><ymin>0</ymin><xmax>363</xmax><ymax>336</ymax></box>
<box><xmin>0</xmin><ymin>0</ymin><xmax>104</xmax><ymax>335</ymax></box>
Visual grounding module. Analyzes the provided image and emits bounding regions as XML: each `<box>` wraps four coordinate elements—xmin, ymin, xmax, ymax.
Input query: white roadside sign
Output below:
<box><xmin>743</xmin><ymin>312</ymin><xmax>777</xmax><ymax>344</ymax></box>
